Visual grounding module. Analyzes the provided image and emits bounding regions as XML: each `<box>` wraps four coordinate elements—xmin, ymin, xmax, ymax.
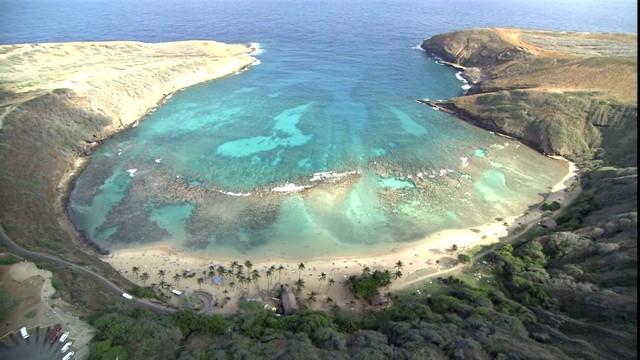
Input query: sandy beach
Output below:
<box><xmin>100</xmin><ymin>157</ymin><xmax>580</xmax><ymax>314</ymax></box>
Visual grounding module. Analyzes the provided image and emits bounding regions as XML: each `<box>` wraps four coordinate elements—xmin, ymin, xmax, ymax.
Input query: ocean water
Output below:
<box><xmin>2</xmin><ymin>0</ymin><xmax>637</xmax><ymax>260</ymax></box>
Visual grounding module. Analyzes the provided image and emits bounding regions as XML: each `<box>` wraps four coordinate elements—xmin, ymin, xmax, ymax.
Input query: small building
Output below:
<box><xmin>171</xmin><ymin>289</ymin><xmax>182</xmax><ymax>296</ymax></box>
<box><xmin>541</xmin><ymin>218</ymin><xmax>557</xmax><ymax>228</ymax></box>
<box><xmin>280</xmin><ymin>285</ymin><xmax>298</xmax><ymax>315</ymax></box>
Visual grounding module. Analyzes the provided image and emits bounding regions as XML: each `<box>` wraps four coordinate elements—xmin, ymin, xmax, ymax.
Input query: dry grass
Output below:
<box><xmin>0</xmin><ymin>41</ymin><xmax>255</xmax><ymax>129</ymax></box>
<box><xmin>486</xmin><ymin>29</ymin><xmax>637</xmax><ymax>103</ymax></box>
<box><xmin>0</xmin><ymin>40</ymin><xmax>255</xmax><ymax>312</ymax></box>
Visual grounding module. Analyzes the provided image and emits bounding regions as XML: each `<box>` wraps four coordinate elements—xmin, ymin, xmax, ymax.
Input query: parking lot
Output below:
<box><xmin>0</xmin><ymin>325</ymin><xmax>75</xmax><ymax>360</ymax></box>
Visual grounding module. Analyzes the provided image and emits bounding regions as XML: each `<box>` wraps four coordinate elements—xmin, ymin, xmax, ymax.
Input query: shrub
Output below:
<box><xmin>36</xmin><ymin>262</ymin><xmax>52</xmax><ymax>270</ymax></box>
<box><xmin>51</xmin><ymin>278</ymin><xmax>64</xmax><ymax>290</ymax></box>
<box><xmin>35</xmin><ymin>237</ymin><xmax>66</xmax><ymax>251</ymax></box>
<box><xmin>0</xmin><ymin>254</ymin><xmax>19</xmax><ymax>265</ymax></box>
<box><xmin>541</xmin><ymin>201</ymin><xmax>562</xmax><ymax>212</ymax></box>
<box><xmin>129</xmin><ymin>286</ymin><xmax>156</xmax><ymax>299</ymax></box>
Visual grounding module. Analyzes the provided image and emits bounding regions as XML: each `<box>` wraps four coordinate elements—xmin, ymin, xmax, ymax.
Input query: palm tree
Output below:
<box><xmin>173</xmin><ymin>273</ymin><xmax>181</xmax><ymax>286</ymax></box>
<box><xmin>244</xmin><ymin>260</ymin><xmax>253</xmax><ymax>278</ymax></box>
<box><xmin>451</xmin><ymin>244</ymin><xmax>458</xmax><ymax>253</ymax></box>
<box><xmin>266</xmin><ymin>268</ymin><xmax>274</xmax><ymax>288</ymax></box>
<box><xmin>393</xmin><ymin>270</ymin><xmax>403</xmax><ymax>280</ymax></box>
<box><xmin>327</xmin><ymin>278</ymin><xmax>335</xmax><ymax>293</ymax></box>
<box><xmin>158</xmin><ymin>269</ymin><xmax>166</xmax><ymax>281</ymax></box>
<box><xmin>277</xmin><ymin>265</ymin><xmax>285</xmax><ymax>284</ymax></box>
<box><xmin>216</xmin><ymin>266</ymin><xmax>226</xmax><ymax>285</ymax></box>
<box><xmin>362</xmin><ymin>266</ymin><xmax>371</xmax><ymax>277</ymax></box>
<box><xmin>317</xmin><ymin>272</ymin><xmax>327</xmax><ymax>291</ymax></box>
<box><xmin>306</xmin><ymin>291</ymin><xmax>317</xmax><ymax>307</ymax></box>
<box><xmin>394</xmin><ymin>260</ymin><xmax>404</xmax><ymax>271</ymax></box>
<box><xmin>383</xmin><ymin>269</ymin><xmax>392</xmax><ymax>285</ymax></box>
<box><xmin>140</xmin><ymin>272</ymin><xmax>150</xmax><ymax>285</ymax></box>
<box><xmin>251</xmin><ymin>269</ymin><xmax>261</xmax><ymax>291</ymax></box>
<box><xmin>297</xmin><ymin>262</ymin><xmax>306</xmax><ymax>280</ymax></box>
<box><xmin>237</xmin><ymin>276</ymin><xmax>246</xmax><ymax>292</ymax></box>
<box><xmin>294</xmin><ymin>278</ymin><xmax>305</xmax><ymax>296</ymax></box>
<box><xmin>236</xmin><ymin>265</ymin><xmax>244</xmax><ymax>280</ymax></box>
<box><xmin>197</xmin><ymin>277</ymin><xmax>205</xmax><ymax>289</ymax></box>
<box><xmin>230</xmin><ymin>261</ymin><xmax>239</xmax><ymax>274</ymax></box>
<box><xmin>132</xmin><ymin>266</ymin><xmax>140</xmax><ymax>278</ymax></box>
<box><xmin>160</xmin><ymin>280</ymin><xmax>172</xmax><ymax>291</ymax></box>
<box><xmin>208</xmin><ymin>268</ymin><xmax>216</xmax><ymax>285</ymax></box>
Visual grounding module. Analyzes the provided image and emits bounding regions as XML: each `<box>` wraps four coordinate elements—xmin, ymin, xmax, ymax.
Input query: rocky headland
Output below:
<box><xmin>420</xmin><ymin>28</ymin><xmax>637</xmax><ymax>166</ymax></box>
<box><xmin>420</xmin><ymin>28</ymin><xmax>637</xmax><ymax>358</ymax></box>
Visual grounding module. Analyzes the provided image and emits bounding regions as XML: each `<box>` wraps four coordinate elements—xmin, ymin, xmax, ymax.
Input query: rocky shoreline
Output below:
<box><xmin>418</xmin><ymin>28</ymin><xmax>637</xmax><ymax>163</ymax></box>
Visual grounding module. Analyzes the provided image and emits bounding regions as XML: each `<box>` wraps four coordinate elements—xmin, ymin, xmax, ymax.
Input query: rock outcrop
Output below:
<box><xmin>420</xmin><ymin>28</ymin><xmax>637</xmax><ymax>166</ymax></box>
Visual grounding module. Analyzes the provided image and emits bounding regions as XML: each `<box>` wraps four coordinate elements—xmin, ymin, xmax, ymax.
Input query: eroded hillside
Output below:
<box><xmin>0</xmin><ymin>41</ymin><xmax>255</xmax><ymax>310</ymax></box>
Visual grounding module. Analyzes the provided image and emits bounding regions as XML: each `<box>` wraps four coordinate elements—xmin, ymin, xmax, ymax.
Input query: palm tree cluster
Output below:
<box><xmin>133</xmin><ymin>259</ymin><xmax>404</xmax><ymax>302</ymax></box>
<box><xmin>138</xmin><ymin>260</ymin><xmax>300</xmax><ymax>297</ymax></box>
<box><xmin>342</xmin><ymin>260</ymin><xmax>405</xmax><ymax>301</ymax></box>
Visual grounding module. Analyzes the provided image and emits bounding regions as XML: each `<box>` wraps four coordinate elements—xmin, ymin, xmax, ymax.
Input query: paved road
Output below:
<box><xmin>0</xmin><ymin>228</ymin><xmax>177</xmax><ymax>315</ymax></box>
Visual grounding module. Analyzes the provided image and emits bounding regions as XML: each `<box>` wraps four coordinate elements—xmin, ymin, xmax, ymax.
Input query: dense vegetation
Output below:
<box><xmin>82</xmin><ymin>278</ymin><xmax>568</xmax><ymax>359</ymax></box>
<box><xmin>85</xmin><ymin>198</ymin><xmax>637</xmax><ymax>359</ymax></box>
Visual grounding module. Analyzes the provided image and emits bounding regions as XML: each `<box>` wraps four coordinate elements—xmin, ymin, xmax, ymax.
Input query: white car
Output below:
<box><xmin>58</xmin><ymin>332</ymin><xmax>69</xmax><ymax>343</ymax></box>
<box><xmin>62</xmin><ymin>351</ymin><xmax>75</xmax><ymax>360</ymax></box>
<box><xmin>61</xmin><ymin>341</ymin><xmax>73</xmax><ymax>353</ymax></box>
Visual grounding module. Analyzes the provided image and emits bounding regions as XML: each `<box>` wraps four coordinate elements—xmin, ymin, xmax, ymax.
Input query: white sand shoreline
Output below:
<box><xmin>100</xmin><ymin>156</ymin><xmax>579</xmax><ymax>314</ymax></box>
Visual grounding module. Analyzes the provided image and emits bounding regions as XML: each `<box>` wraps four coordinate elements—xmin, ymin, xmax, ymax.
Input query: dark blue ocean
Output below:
<box><xmin>2</xmin><ymin>0</ymin><xmax>636</xmax><ymax>260</ymax></box>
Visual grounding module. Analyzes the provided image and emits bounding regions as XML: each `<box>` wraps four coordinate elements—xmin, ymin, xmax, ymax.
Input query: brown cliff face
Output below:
<box><xmin>421</xmin><ymin>28</ymin><xmax>637</xmax><ymax>103</ymax></box>
<box><xmin>420</xmin><ymin>28</ymin><xmax>637</xmax><ymax>166</ymax></box>
<box><xmin>421</xmin><ymin>28</ymin><xmax>532</xmax><ymax>69</ymax></box>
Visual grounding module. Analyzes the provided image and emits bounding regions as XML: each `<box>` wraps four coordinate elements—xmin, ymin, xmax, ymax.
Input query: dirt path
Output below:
<box><xmin>393</xmin><ymin>164</ymin><xmax>582</xmax><ymax>291</ymax></box>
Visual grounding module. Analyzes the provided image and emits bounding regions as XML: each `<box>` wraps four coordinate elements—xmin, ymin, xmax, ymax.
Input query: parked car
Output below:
<box><xmin>58</xmin><ymin>332</ymin><xmax>69</xmax><ymax>343</ymax></box>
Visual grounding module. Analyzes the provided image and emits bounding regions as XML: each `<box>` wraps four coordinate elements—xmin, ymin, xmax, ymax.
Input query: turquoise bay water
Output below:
<box><xmin>3</xmin><ymin>0</ymin><xmax>634</xmax><ymax>260</ymax></box>
<box><xmin>66</xmin><ymin>49</ymin><xmax>569</xmax><ymax>260</ymax></box>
